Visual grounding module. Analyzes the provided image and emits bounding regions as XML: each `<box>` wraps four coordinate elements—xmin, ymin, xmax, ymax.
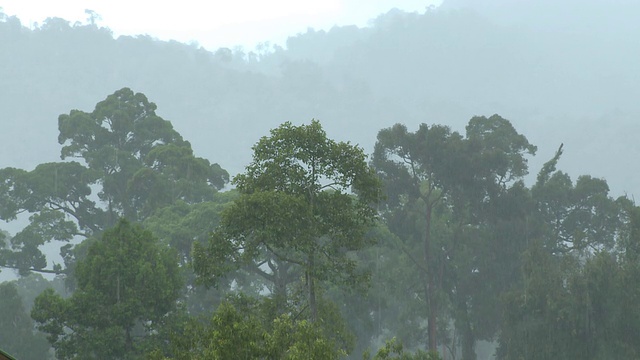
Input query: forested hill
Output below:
<box><xmin>1</xmin><ymin>2</ymin><xmax>639</xmax><ymax>196</ymax></box>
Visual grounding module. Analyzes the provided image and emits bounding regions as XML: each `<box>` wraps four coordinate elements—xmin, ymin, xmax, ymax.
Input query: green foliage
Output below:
<box><xmin>0</xmin><ymin>282</ymin><xmax>51</xmax><ymax>360</ymax></box>
<box><xmin>532</xmin><ymin>151</ymin><xmax>629</xmax><ymax>253</ymax></box>
<box><xmin>622</xmin><ymin>205</ymin><xmax>640</xmax><ymax>261</ymax></box>
<box><xmin>153</xmin><ymin>295</ymin><xmax>348</xmax><ymax>360</ymax></box>
<box><xmin>143</xmin><ymin>192</ymin><xmax>241</xmax><ymax>314</ymax></box>
<box><xmin>498</xmin><ymin>239</ymin><xmax>640</xmax><ymax>359</ymax></box>
<box><xmin>364</xmin><ymin>338</ymin><xmax>441</xmax><ymax>360</ymax></box>
<box><xmin>195</xmin><ymin>120</ymin><xmax>382</xmax><ymax>321</ymax></box>
<box><xmin>269</xmin><ymin>316</ymin><xmax>347</xmax><ymax>360</ymax></box>
<box><xmin>0</xmin><ymin>75</ymin><xmax>635</xmax><ymax>360</ymax></box>
<box><xmin>13</xmin><ymin>273</ymin><xmax>68</xmax><ymax>313</ymax></box>
<box><xmin>465</xmin><ymin>114</ymin><xmax>537</xmax><ymax>186</ymax></box>
<box><xmin>495</xmin><ymin>150</ymin><xmax>637</xmax><ymax>359</ymax></box>
<box><xmin>58</xmin><ymin>87</ymin><xmax>228</xmax><ymax>221</ymax></box>
<box><xmin>3</xmin><ymin>15</ymin><xmax>640</xmax><ymax>359</ymax></box>
<box><xmin>372</xmin><ymin>115</ymin><xmax>536</xmax><ymax>356</ymax></box>
<box><xmin>497</xmin><ymin>241</ymin><xmax>583</xmax><ymax>359</ymax></box>
<box><xmin>0</xmin><ymin>163</ymin><xmax>98</xmax><ymax>274</ymax></box>
<box><xmin>0</xmin><ymin>88</ymin><xmax>228</xmax><ymax>275</ymax></box>
<box><xmin>31</xmin><ymin>219</ymin><xmax>182</xmax><ymax>359</ymax></box>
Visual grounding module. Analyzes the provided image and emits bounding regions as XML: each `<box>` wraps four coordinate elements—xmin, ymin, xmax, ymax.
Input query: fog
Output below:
<box><xmin>1</xmin><ymin>0</ymin><xmax>638</xmax><ymax>197</ymax></box>
<box><xmin>1</xmin><ymin>1</ymin><xmax>639</xmax><ymax>359</ymax></box>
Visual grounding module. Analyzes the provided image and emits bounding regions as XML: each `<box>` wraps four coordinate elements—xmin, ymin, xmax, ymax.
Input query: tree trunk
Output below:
<box><xmin>308</xmin><ymin>253</ymin><xmax>317</xmax><ymax>322</ymax></box>
<box><xmin>273</xmin><ymin>261</ymin><xmax>289</xmax><ymax>314</ymax></box>
<box><xmin>458</xmin><ymin>300</ymin><xmax>476</xmax><ymax>360</ymax></box>
<box><xmin>125</xmin><ymin>327</ymin><xmax>133</xmax><ymax>355</ymax></box>
<box><xmin>424</xmin><ymin>203</ymin><xmax>438</xmax><ymax>352</ymax></box>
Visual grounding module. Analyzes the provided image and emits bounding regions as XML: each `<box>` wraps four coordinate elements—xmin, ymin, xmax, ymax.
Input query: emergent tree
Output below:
<box><xmin>0</xmin><ymin>88</ymin><xmax>228</xmax><ymax>275</ymax></box>
<box><xmin>194</xmin><ymin>120</ymin><xmax>382</xmax><ymax>323</ymax></box>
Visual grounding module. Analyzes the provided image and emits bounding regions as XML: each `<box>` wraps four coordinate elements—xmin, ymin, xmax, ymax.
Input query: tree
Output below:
<box><xmin>372</xmin><ymin>121</ymin><xmax>462</xmax><ymax>353</ymax></box>
<box><xmin>372</xmin><ymin>115</ymin><xmax>536</xmax><ymax>356</ymax></box>
<box><xmin>450</xmin><ymin>180</ymin><xmax>535</xmax><ymax>356</ymax></box>
<box><xmin>57</xmin><ymin>87</ymin><xmax>228</xmax><ymax>222</ymax></box>
<box><xmin>497</xmin><ymin>240</ymin><xmax>583</xmax><ymax>360</ymax></box>
<box><xmin>533</xmin><ymin>174</ymin><xmax>627</xmax><ymax>254</ymax></box>
<box><xmin>143</xmin><ymin>192</ymin><xmax>243</xmax><ymax>315</ymax></box>
<box><xmin>31</xmin><ymin>219</ymin><xmax>182</xmax><ymax>359</ymax></box>
<box><xmin>0</xmin><ymin>163</ymin><xmax>99</xmax><ymax>274</ymax></box>
<box><xmin>150</xmin><ymin>294</ymin><xmax>347</xmax><ymax>360</ymax></box>
<box><xmin>0</xmin><ymin>88</ymin><xmax>228</xmax><ymax>275</ymax></box>
<box><xmin>13</xmin><ymin>272</ymin><xmax>69</xmax><ymax>313</ymax></box>
<box><xmin>364</xmin><ymin>337</ymin><xmax>441</xmax><ymax>360</ymax></box>
<box><xmin>498</xmin><ymin>242</ymin><xmax>640</xmax><ymax>360</ymax></box>
<box><xmin>0</xmin><ymin>282</ymin><xmax>51</xmax><ymax>360</ymax></box>
<box><xmin>194</xmin><ymin>120</ymin><xmax>381</xmax><ymax>323</ymax></box>
<box><xmin>497</xmin><ymin>151</ymin><xmax>638</xmax><ymax>359</ymax></box>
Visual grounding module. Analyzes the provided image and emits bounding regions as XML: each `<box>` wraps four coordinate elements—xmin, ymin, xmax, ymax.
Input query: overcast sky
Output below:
<box><xmin>1</xmin><ymin>0</ymin><xmax>442</xmax><ymax>50</ymax></box>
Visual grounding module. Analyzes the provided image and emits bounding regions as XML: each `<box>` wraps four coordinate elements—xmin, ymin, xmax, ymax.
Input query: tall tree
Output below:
<box><xmin>372</xmin><ymin>115</ymin><xmax>536</xmax><ymax>356</ymax></box>
<box><xmin>0</xmin><ymin>88</ymin><xmax>228</xmax><ymax>275</ymax></box>
<box><xmin>372</xmin><ymin>121</ymin><xmax>464</xmax><ymax>352</ymax></box>
<box><xmin>497</xmin><ymin>149</ymin><xmax>636</xmax><ymax>359</ymax></box>
<box><xmin>57</xmin><ymin>87</ymin><xmax>228</xmax><ymax>222</ymax></box>
<box><xmin>194</xmin><ymin>120</ymin><xmax>381</xmax><ymax>323</ymax></box>
<box><xmin>446</xmin><ymin>116</ymin><xmax>538</xmax><ymax>359</ymax></box>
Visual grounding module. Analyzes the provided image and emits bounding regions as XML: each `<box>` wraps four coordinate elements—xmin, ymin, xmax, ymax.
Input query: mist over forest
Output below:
<box><xmin>1</xmin><ymin>1</ymin><xmax>640</xmax><ymax>359</ymax></box>
<box><xmin>2</xmin><ymin>0</ymin><xmax>639</xmax><ymax>196</ymax></box>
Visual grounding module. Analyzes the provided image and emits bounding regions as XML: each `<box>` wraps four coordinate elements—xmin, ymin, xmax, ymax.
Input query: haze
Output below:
<box><xmin>1</xmin><ymin>1</ymin><xmax>640</xmax><ymax>359</ymax></box>
<box><xmin>1</xmin><ymin>0</ymin><xmax>442</xmax><ymax>49</ymax></box>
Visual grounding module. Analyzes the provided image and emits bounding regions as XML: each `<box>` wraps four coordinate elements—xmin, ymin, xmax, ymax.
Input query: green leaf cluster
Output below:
<box><xmin>195</xmin><ymin>119</ymin><xmax>382</xmax><ymax>322</ymax></box>
<box><xmin>0</xmin><ymin>88</ymin><xmax>229</xmax><ymax>275</ymax></box>
<box><xmin>152</xmin><ymin>295</ymin><xmax>348</xmax><ymax>360</ymax></box>
<box><xmin>0</xmin><ymin>282</ymin><xmax>50</xmax><ymax>360</ymax></box>
<box><xmin>31</xmin><ymin>219</ymin><xmax>182</xmax><ymax>359</ymax></box>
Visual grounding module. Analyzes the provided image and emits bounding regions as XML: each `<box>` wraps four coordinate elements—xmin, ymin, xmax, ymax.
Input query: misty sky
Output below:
<box><xmin>1</xmin><ymin>0</ymin><xmax>442</xmax><ymax>50</ymax></box>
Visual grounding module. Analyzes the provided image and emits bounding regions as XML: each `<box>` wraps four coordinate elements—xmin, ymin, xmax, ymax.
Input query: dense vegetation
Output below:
<box><xmin>1</xmin><ymin>88</ymin><xmax>638</xmax><ymax>360</ymax></box>
<box><xmin>2</xmin><ymin>2</ymin><xmax>640</xmax><ymax>359</ymax></box>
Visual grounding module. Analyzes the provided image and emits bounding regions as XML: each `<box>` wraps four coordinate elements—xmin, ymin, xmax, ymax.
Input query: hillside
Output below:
<box><xmin>1</xmin><ymin>3</ymin><xmax>639</xmax><ymax>196</ymax></box>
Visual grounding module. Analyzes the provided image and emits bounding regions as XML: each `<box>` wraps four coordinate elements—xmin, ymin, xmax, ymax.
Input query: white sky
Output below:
<box><xmin>0</xmin><ymin>0</ymin><xmax>442</xmax><ymax>50</ymax></box>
